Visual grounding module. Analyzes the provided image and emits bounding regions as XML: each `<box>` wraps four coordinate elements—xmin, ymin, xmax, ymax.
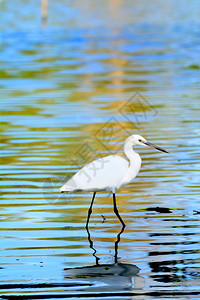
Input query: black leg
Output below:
<box><xmin>113</xmin><ymin>193</ymin><xmax>126</xmax><ymax>228</ymax></box>
<box><xmin>86</xmin><ymin>192</ymin><xmax>96</xmax><ymax>229</ymax></box>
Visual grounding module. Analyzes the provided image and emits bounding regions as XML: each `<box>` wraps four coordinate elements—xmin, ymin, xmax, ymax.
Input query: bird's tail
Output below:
<box><xmin>60</xmin><ymin>175</ymin><xmax>80</xmax><ymax>193</ymax></box>
<box><xmin>60</xmin><ymin>185</ymin><xmax>76</xmax><ymax>193</ymax></box>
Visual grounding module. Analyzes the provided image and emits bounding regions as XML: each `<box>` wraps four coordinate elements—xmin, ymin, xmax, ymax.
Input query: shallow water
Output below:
<box><xmin>1</xmin><ymin>1</ymin><xmax>200</xmax><ymax>299</ymax></box>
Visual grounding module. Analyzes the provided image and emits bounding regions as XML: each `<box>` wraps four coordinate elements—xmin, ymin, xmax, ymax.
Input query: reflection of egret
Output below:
<box><xmin>64</xmin><ymin>225</ymin><xmax>145</xmax><ymax>293</ymax></box>
<box><xmin>61</xmin><ymin>135</ymin><xmax>169</xmax><ymax>227</ymax></box>
<box><xmin>64</xmin><ymin>263</ymin><xmax>144</xmax><ymax>293</ymax></box>
<box><xmin>86</xmin><ymin>212</ymin><xmax>125</xmax><ymax>265</ymax></box>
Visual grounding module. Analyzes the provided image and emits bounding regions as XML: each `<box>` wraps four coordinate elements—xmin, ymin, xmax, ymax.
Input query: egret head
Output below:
<box><xmin>127</xmin><ymin>134</ymin><xmax>169</xmax><ymax>153</ymax></box>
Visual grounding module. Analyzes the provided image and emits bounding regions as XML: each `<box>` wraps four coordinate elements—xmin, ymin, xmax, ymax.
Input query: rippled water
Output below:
<box><xmin>1</xmin><ymin>1</ymin><xmax>200</xmax><ymax>299</ymax></box>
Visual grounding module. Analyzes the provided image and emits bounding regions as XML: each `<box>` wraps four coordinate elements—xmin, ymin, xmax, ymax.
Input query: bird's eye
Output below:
<box><xmin>138</xmin><ymin>139</ymin><xmax>142</xmax><ymax>142</ymax></box>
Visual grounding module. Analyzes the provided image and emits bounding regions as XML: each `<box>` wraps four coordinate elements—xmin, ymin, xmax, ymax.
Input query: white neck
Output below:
<box><xmin>124</xmin><ymin>140</ymin><xmax>136</xmax><ymax>163</ymax></box>
<box><xmin>123</xmin><ymin>139</ymin><xmax>142</xmax><ymax>183</ymax></box>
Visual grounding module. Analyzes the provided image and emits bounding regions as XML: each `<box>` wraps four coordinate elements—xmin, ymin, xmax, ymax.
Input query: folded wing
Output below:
<box><xmin>60</xmin><ymin>155</ymin><xmax>128</xmax><ymax>192</ymax></box>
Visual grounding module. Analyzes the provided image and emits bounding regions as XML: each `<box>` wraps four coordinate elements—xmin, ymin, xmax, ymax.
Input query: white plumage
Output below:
<box><xmin>61</xmin><ymin>155</ymin><xmax>130</xmax><ymax>193</ymax></box>
<box><xmin>60</xmin><ymin>134</ymin><xmax>168</xmax><ymax>227</ymax></box>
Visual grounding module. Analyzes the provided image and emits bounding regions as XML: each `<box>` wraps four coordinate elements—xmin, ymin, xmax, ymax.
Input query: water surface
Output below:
<box><xmin>1</xmin><ymin>1</ymin><xmax>200</xmax><ymax>299</ymax></box>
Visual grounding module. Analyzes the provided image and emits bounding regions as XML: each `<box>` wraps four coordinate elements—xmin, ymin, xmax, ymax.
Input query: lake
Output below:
<box><xmin>1</xmin><ymin>0</ymin><xmax>200</xmax><ymax>299</ymax></box>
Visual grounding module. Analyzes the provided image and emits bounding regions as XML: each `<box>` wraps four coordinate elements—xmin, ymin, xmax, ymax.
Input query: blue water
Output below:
<box><xmin>1</xmin><ymin>1</ymin><xmax>200</xmax><ymax>298</ymax></box>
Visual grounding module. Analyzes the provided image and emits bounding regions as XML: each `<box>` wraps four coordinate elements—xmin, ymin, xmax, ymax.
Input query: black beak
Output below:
<box><xmin>142</xmin><ymin>141</ymin><xmax>169</xmax><ymax>154</ymax></box>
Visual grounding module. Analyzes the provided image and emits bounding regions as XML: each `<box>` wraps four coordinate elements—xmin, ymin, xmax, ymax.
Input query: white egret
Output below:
<box><xmin>60</xmin><ymin>134</ymin><xmax>169</xmax><ymax>228</ymax></box>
